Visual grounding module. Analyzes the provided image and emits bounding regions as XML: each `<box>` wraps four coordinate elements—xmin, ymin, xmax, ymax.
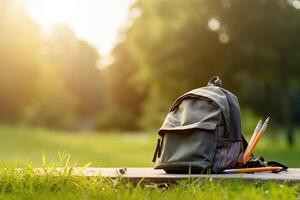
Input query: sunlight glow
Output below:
<box><xmin>292</xmin><ymin>0</ymin><xmax>300</xmax><ymax>9</ymax></box>
<box><xmin>208</xmin><ymin>18</ymin><xmax>220</xmax><ymax>31</ymax></box>
<box><xmin>25</xmin><ymin>0</ymin><xmax>135</xmax><ymax>57</ymax></box>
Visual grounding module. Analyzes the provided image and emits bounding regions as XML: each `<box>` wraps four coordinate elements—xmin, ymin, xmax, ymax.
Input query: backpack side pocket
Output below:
<box><xmin>213</xmin><ymin>138</ymin><xmax>244</xmax><ymax>173</ymax></box>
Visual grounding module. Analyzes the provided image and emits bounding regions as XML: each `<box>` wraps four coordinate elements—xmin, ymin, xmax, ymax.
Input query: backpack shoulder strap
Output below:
<box><xmin>152</xmin><ymin>137</ymin><xmax>163</xmax><ymax>162</ymax></box>
<box><xmin>242</xmin><ymin>134</ymin><xmax>249</xmax><ymax>150</ymax></box>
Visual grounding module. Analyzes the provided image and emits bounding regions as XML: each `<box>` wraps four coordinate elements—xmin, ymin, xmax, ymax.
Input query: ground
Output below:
<box><xmin>0</xmin><ymin>124</ymin><xmax>299</xmax><ymax>199</ymax></box>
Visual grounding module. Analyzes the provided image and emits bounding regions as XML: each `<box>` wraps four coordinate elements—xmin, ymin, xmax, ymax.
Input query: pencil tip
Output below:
<box><xmin>265</xmin><ymin>116</ymin><xmax>270</xmax><ymax>123</ymax></box>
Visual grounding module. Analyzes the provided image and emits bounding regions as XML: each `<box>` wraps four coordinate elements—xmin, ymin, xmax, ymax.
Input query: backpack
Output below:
<box><xmin>152</xmin><ymin>76</ymin><xmax>287</xmax><ymax>174</ymax></box>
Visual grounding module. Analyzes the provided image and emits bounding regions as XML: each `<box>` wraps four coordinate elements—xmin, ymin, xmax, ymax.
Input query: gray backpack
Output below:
<box><xmin>152</xmin><ymin>76</ymin><xmax>286</xmax><ymax>173</ymax></box>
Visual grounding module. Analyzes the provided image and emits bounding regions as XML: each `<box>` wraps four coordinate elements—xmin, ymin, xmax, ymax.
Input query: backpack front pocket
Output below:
<box><xmin>154</xmin><ymin>122</ymin><xmax>218</xmax><ymax>173</ymax></box>
<box><xmin>153</xmin><ymin>96</ymin><xmax>224</xmax><ymax>173</ymax></box>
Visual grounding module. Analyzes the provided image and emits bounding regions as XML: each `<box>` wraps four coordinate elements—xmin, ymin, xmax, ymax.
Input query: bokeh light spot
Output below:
<box><xmin>219</xmin><ymin>32</ymin><xmax>230</xmax><ymax>44</ymax></box>
<box><xmin>292</xmin><ymin>0</ymin><xmax>300</xmax><ymax>9</ymax></box>
<box><xmin>208</xmin><ymin>18</ymin><xmax>220</xmax><ymax>31</ymax></box>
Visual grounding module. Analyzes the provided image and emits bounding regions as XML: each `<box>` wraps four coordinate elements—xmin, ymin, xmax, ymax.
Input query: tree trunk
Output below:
<box><xmin>265</xmin><ymin>81</ymin><xmax>276</xmax><ymax>142</ymax></box>
<box><xmin>279</xmin><ymin>48</ymin><xmax>294</xmax><ymax>147</ymax></box>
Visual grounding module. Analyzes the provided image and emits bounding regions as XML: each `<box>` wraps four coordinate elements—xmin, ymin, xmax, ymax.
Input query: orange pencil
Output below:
<box><xmin>223</xmin><ymin>166</ymin><xmax>282</xmax><ymax>173</ymax></box>
<box><xmin>243</xmin><ymin>119</ymin><xmax>263</xmax><ymax>161</ymax></box>
<box><xmin>243</xmin><ymin>117</ymin><xmax>270</xmax><ymax>164</ymax></box>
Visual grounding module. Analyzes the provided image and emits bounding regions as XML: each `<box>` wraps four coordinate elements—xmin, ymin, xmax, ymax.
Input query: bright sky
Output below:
<box><xmin>25</xmin><ymin>0</ymin><xmax>135</xmax><ymax>59</ymax></box>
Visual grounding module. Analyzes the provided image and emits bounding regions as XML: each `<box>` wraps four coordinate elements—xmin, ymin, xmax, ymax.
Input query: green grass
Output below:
<box><xmin>0</xmin><ymin>163</ymin><xmax>298</xmax><ymax>200</ymax></box>
<box><xmin>0</xmin><ymin>125</ymin><xmax>299</xmax><ymax>167</ymax></box>
<box><xmin>0</xmin><ymin>125</ymin><xmax>154</xmax><ymax>167</ymax></box>
<box><xmin>0</xmin><ymin>124</ymin><xmax>299</xmax><ymax>199</ymax></box>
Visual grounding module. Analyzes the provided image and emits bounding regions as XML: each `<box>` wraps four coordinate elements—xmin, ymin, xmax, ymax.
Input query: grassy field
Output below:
<box><xmin>0</xmin><ymin>124</ymin><xmax>299</xmax><ymax>199</ymax></box>
<box><xmin>0</xmin><ymin>124</ymin><xmax>299</xmax><ymax>167</ymax></box>
<box><xmin>0</xmin><ymin>125</ymin><xmax>155</xmax><ymax>167</ymax></box>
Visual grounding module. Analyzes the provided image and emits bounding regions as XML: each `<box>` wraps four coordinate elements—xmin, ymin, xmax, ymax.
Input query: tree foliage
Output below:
<box><xmin>29</xmin><ymin>25</ymin><xmax>104</xmax><ymax>129</ymax></box>
<box><xmin>115</xmin><ymin>0</ymin><xmax>300</xmax><ymax>143</ymax></box>
<box><xmin>99</xmin><ymin>42</ymin><xmax>145</xmax><ymax>130</ymax></box>
<box><xmin>0</xmin><ymin>0</ymin><xmax>43</xmax><ymax>121</ymax></box>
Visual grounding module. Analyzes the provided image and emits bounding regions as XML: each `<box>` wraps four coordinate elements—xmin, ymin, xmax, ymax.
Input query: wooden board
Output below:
<box><xmin>47</xmin><ymin>167</ymin><xmax>300</xmax><ymax>183</ymax></box>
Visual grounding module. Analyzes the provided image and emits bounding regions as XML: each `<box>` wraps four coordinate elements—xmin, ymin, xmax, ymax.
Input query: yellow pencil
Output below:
<box><xmin>243</xmin><ymin>117</ymin><xmax>270</xmax><ymax>164</ymax></box>
<box><xmin>243</xmin><ymin>119</ymin><xmax>263</xmax><ymax>163</ymax></box>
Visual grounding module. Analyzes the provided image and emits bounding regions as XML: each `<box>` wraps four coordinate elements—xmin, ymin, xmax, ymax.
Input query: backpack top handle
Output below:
<box><xmin>207</xmin><ymin>76</ymin><xmax>223</xmax><ymax>87</ymax></box>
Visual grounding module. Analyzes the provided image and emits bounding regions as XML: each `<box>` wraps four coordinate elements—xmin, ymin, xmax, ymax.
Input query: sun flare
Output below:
<box><xmin>25</xmin><ymin>0</ymin><xmax>135</xmax><ymax>56</ymax></box>
<box><xmin>26</xmin><ymin>1</ymin><xmax>70</xmax><ymax>30</ymax></box>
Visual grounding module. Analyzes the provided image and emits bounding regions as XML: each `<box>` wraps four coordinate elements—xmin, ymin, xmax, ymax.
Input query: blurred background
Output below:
<box><xmin>0</xmin><ymin>0</ymin><xmax>299</xmax><ymax>167</ymax></box>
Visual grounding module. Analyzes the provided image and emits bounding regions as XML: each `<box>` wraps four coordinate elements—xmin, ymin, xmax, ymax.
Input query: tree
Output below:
<box><xmin>216</xmin><ymin>0</ymin><xmax>300</xmax><ymax>145</ymax></box>
<box><xmin>0</xmin><ymin>0</ymin><xmax>43</xmax><ymax>121</ymax></box>
<box><xmin>29</xmin><ymin>25</ymin><xmax>104</xmax><ymax>129</ymax></box>
<box><xmin>99</xmin><ymin>42</ymin><xmax>145</xmax><ymax>130</ymax></box>
<box><xmin>125</xmin><ymin>0</ymin><xmax>228</xmax><ymax>129</ymax></box>
<box><xmin>123</xmin><ymin>0</ymin><xmax>300</xmax><ymax>144</ymax></box>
